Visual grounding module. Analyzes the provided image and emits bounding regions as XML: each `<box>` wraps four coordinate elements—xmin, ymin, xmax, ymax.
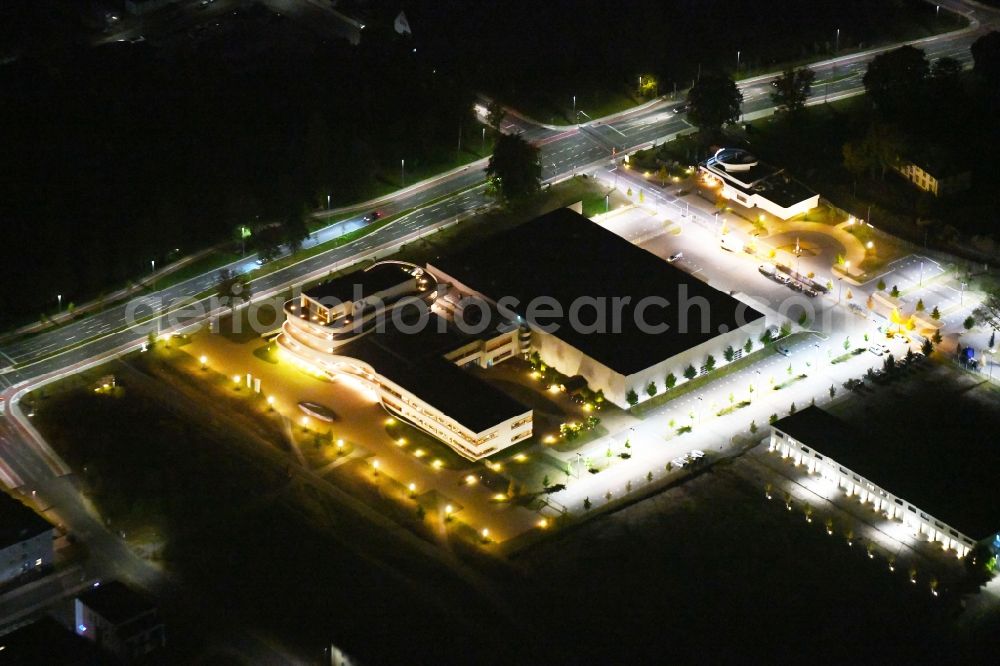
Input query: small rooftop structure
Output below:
<box><xmin>700</xmin><ymin>148</ymin><xmax>818</xmax><ymax>219</ymax></box>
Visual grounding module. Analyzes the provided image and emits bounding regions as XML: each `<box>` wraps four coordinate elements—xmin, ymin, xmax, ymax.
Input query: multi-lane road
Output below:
<box><xmin>1</xmin><ymin>0</ymin><xmax>997</xmax><ymax>641</ymax></box>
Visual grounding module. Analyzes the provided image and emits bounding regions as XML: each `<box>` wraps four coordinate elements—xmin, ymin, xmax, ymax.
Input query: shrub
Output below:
<box><xmin>626</xmin><ymin>389</ymin><xmax>639</xmax><ymax>406</ymax></box>
<box><xmin>683</xmin><ymin>365</ymin><xmax>697</xmax><ymax>380</ymax></box>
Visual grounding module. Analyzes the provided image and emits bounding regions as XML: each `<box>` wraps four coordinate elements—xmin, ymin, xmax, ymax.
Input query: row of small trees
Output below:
<box><xmin>625</xmin><ymin>323</ymin><xmax>793</xmax><ymax>407</ymax></box>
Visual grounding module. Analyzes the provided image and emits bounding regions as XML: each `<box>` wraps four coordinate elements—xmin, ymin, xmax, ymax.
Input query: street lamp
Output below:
<box><xmin>736</xmin><ymin>50</ymin><xmax>741</xmax><ymax>71</ymax></box>
<box><xmin>481</xmin><ymin>126</ymin><xmax>486</xmax><ymax>153</ymax></box>
<box><xmin>572</xmin><ymin>95</ymin><xmax>577</xmax><ymax>123</ymax></box>
<box><xmin>57</xmin><ymin>294</ymin><xmax>62</xmax><ymax>312</ymax></box>
<box><xmin>961</xmin><ymin>281</ymin><xmax>967</xmax><ymax>305</ymax></box>
<box><xmin>327</xmin><ymin>194</ymin><xmax>331</xmax><ymax>210</ymax></box>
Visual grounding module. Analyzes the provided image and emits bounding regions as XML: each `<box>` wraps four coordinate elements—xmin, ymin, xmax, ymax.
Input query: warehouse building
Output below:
<box><xmin>770</xmin><ymin>406</ymin><xmax>1000</xmax><ymax>558</ymax></box>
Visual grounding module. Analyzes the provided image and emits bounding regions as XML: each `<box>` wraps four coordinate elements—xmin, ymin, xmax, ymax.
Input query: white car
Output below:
<box><xmin>868</xmin><ymin>344</ymin><xmax>887</xmax><ymax>356</ymax></box>
<box><xmin>689</xmin><ymin>449</ymin><xmax>705</xmax><ymax>459</ymax></box>
<box><xmin>667</xmin><ymin>252</ymin><xmax>683</xmax><ymax>263</ymax></box>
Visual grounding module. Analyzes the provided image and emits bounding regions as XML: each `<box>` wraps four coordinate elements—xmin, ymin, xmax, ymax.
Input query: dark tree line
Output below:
<box><xmin>0</xmin><ymin>19</ymin><xmax>473</xmax><ymax>327</ymax></box>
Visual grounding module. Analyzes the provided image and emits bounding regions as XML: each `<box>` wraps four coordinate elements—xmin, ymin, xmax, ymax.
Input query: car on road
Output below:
<box><xmin>667</xmin><ymin>251</ymin><xmax>683</xmax><ymax>263</ymax></box>
<box><xmin>776</xmin><ymin>345</ymin><xmax>792</xmax><ymax>357</ymax></box>
<box><xmin>868</xmin><ymin>344</ymin><xmax>887</xmax><ymax>356</ymax></box>
<box><xmin>363</xmin><ymin>210</ymin><xmax>382</xmax><ymax>223</ymax></box>
<box><xmin>672</xmin><ymin>103</ymin><xmax>689</xmax><ymax>114</ymax></box>
<box><xmin>689</xmin><ymin>449</ymin><xmax>705</xmax><ymax>459</ymax></box>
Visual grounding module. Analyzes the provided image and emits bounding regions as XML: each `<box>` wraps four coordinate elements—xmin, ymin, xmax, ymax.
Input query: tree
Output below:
<box><xmin>760</xmin><ymin>328</ymin><xmax>774</xmax><ymax>345</ymax></box>
<box><xmin>683</xmin><ymin>365</ymin><xmax>697</xmax><ymax>380</ymax></box>
<box><xmin>282</xmin><ymin>206</ymin><xmax>310</xmax><ymax>254</ymax></box>
<box><xmin>964</xmin><ymin>315</ymin><xmax>976</xmax><ymax>331</ymax></box>
<box><xmin>486</xmin><ymin>99</ymin><xmax>506</xmax><ymax>130</ymax></box>
<box><xmin>646</xmin><ymin>381</ymin><xmax>658</xmax><ymax>397</ymax></box>
<box><xmin>779</xmin><ymin>321</ymin><xmax>792</xmax><ymax>338</ymax></box>
<box><xmin>883</xmin><ymin>353</ymin><xmax>896</xmax><ymax>373</ymax></box>
<box><xmin>665</xmin><ymin>372</ymin><xmax>677</xmax><ymax>389</ymax></box>
<box><xmin>744</xmin><ymin>338</ymin><xmax>754</xmax><ymax>354</ymax></box>
<box><xmin>253</xmin><ymin>225</ymin><xmax>283</xmax><ymax>263</ymax></box>
<box><xmin>770</xmin><ymin>67</ymin><xmax>815</xmax><ymax>117</ymax></box>
<box><xmin>626</xmin><ymin>389</ymin><xmax>639</xmax><ymax>406</ymax></box>
<box><xmin>843</xmin><ymin>336</ymin><xmax>851</xmax><ymax>351</ymax></box>
<box><xmin>704</xmin><ymin>355</ymin><xmax>716</xmax><ymax>372</ymax></box>
<box><xmin>485</xmin><ymin>132</ymin><xmax>541</xmax><ymax>203</ymax></box>
<box><xmin>877</xmin><ymin>278</ymin><xmax>886</xmax><ymax>291</ymax></box>
<box><xmin>542</xmin><ymin>474</ymin><xmax>550</xmax><ymax>489</ymax></box>
<box><xmin>769</xmin><ymin>413</ymin><xmax>778</xmax><ymax>425</ymax></box>
<box><xmin>922</xmin><ymin>337</ymin><xmax>934</xmax><ymax>356</ymax></box>
<box><xmin>215</xmin><ymin>268</ymin><xmax>252</xmax><ymax>309</ymax></box>
<box><xmin>863</xmin><ymin>45</ymin><xmax>930</xmax><ymax>116</ymax></box>
<box><xmin>916</xmin><ymin>298</ymin><xmax>925</xmax><ymax>312</ymax></box>
<box><xmin>749</xmin><ymin>420</ymin><xmax>758</xmax><ymax>434</ymax></box>
<box><xmin>890</xmin><ymin>285</ymin><xmax>900</xmax><ymax>298</ymax></box>
<box><xmin>931</xmin><ymin>305</ymin><xmax>941</xmax><ymax>320</ymax></box>
<box><xmin>932</xmin><ymin>329</ymin><xmax>943</xmax><ymax>345</ymax></box>
<box><xmin>686</xmin><ymin>73</ymin><xmax>743</xmax><ymax>137</ymax></box>
<box><xmin>930</xmin><ymin>56</ymin><xmax>963</xmax><ymax>98</ymax></box>
<box><xmin>843</xmin><ymin>123</ymin><xmax>905</xmax><ymax>180</ymax></box>
<box><xmin>583</xmin><ymin>497</ymin><xmax>592</xmax><ymax>510</ymax></box>
<box><xmin>723</xmin><ymin>345</ymin><xmax>735</xmax><ymax>362</ymax></box>
<box><xmin>971</xmin><ymin>30</ymin><xmax>1000</xmax><ymax>93</ymax></box>
<box><xmin>974</xmin><ymin>289</ymin><xmax>1000</xmax><ymax>329</ymax></box>
<box><xmin>829</xmin><ymin>385</ymin><xmax>836</xmax><ymax>399</ymax></box>
<box><xmin>789</xmin><ymin>402</ymin><xmax>797</xmax><ymax>415</ymax></box>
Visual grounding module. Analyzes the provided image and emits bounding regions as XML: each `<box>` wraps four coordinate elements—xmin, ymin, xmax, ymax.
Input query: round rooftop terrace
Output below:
<box><xmin>713</xmin><ymin>148</ymin><xmax>758</xmax><ymax>172</ymax></box>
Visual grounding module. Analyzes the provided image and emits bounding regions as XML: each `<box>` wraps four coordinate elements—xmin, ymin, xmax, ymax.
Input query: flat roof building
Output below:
<box><xmin>1</xmin><ymin>492</ymin><xmax>54</xmax><ymax>589</ymax></box>
<box><xmin>770</xmin><ymin>406</ymin><xmax>1000</xmax><ymax>558</ymax></box>
<box><xmin>278</xmin><ymin>261</ymin><xmax>531</xmax><ymax>460</ymax></box>
<box><xmin>430</xmin><ymin>208</ymin><xmax>768</xmax><ymax>407</ymax></box>
<box><xmin>700</xmin><ymin>148</ymin><xmax>819</xmax><ymax>220</ymax></box>
<box><xmin>75</xmin><ymin>581</ymin><xmax>166</xmax><ymax>662</ymax></box>
<box><xmin>0</xmin><ymin>616</ymin><xmax>102</xmax><ymax>666</ymax></box>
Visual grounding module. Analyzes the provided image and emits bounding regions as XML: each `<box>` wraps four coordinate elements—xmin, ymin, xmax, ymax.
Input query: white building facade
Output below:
<box><xmin>769</xmin><ymin>416</ymin><xmax>976</xmax><ymax>558</ymax></box>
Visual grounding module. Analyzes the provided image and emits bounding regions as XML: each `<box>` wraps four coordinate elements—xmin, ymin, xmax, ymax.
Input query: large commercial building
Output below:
<box><xmin>770</xmin><ymin>406</ymin><xmax>1000</xmax><ymax>558</ymax></box>
<box><xmin>430</xmin><ymin>208</ymin><xmax>768</xmax><ymax>408</ymax></box>
<box><xmin>700</xmin><ymin>148</ymin><xmax>819</xmax><ymax>220</ymax></box>
<box><xmin>278</xmin><ymin>261</ymin><xmax>532</xmax><ymax>460</ymax></box>
<box><xmin>0</xmin><ymin>492</ymin><xmax>54</xmax><ymax>589</ymax></box>
<box><xmin>280</xmin><ymin>210</ymin><xmax>769</xmax><ymax>459</ymax></box>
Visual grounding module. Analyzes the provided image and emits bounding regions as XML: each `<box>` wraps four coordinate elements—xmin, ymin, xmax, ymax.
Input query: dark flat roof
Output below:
<box><xmin>0</xmin><ymin>492</ymin><xmax>52</xmax><ymax>549</ymax></box>
<box><xmin>0</xmin><ymin>617</ymin><xmax>101</xmax><ymax>666</ymax></box>
<box><xmin>773</xmin><ymin>406</ymin><xmax>1000</xmax><ymax>540</ymax></box>
<box><xmin>341</xmin><ymin>314</ymin><xmax>528</xmax><ymax>433</ymax></box>
<box><xmin>77</xmin><ymin>581</ymin><xmax>156</xmax><ymax>626</ymax></box>
<box><xmin>305</xmin><ymin>262</ymin><xmax>415</xmax><ymax>303</ymax></box>
<box><xmin>431</xmin><ymin>208</ymin><xmax>764</xmax><ymax>376</ymax></box>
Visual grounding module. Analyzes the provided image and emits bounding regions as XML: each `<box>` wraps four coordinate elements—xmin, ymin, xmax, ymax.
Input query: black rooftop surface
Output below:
<box><xmin>77</xmin><ymin>581</ymin><xmax>156</xmax><ymax>626</ymax></box>
<box><xmin>431</xmin><ymin>208</ymin><xmax>764</xmax><ymax>376</ymax></box>
<box><xmin>305</xmin><ymin>262</ymin><xmax>415</xmax><ymax>303</ymax></box>
<box><xmin>343</xmin><ymin>330</ymin><xmax>528</xmax><ymax>433</ymax></box>
<box><xmin>773</xmin><ymin>406</ymin><xmax>1000</xmax><ymax>540</ymax></box>
<box><xmin>0</xmin><ymin>616</ymin><xmax>101</xmax><ymax>666</ymax></box>
<box><xmin>0</xmin><ymin>492</ymin><xmax>52</xmax><ymax>549</ymax></box>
